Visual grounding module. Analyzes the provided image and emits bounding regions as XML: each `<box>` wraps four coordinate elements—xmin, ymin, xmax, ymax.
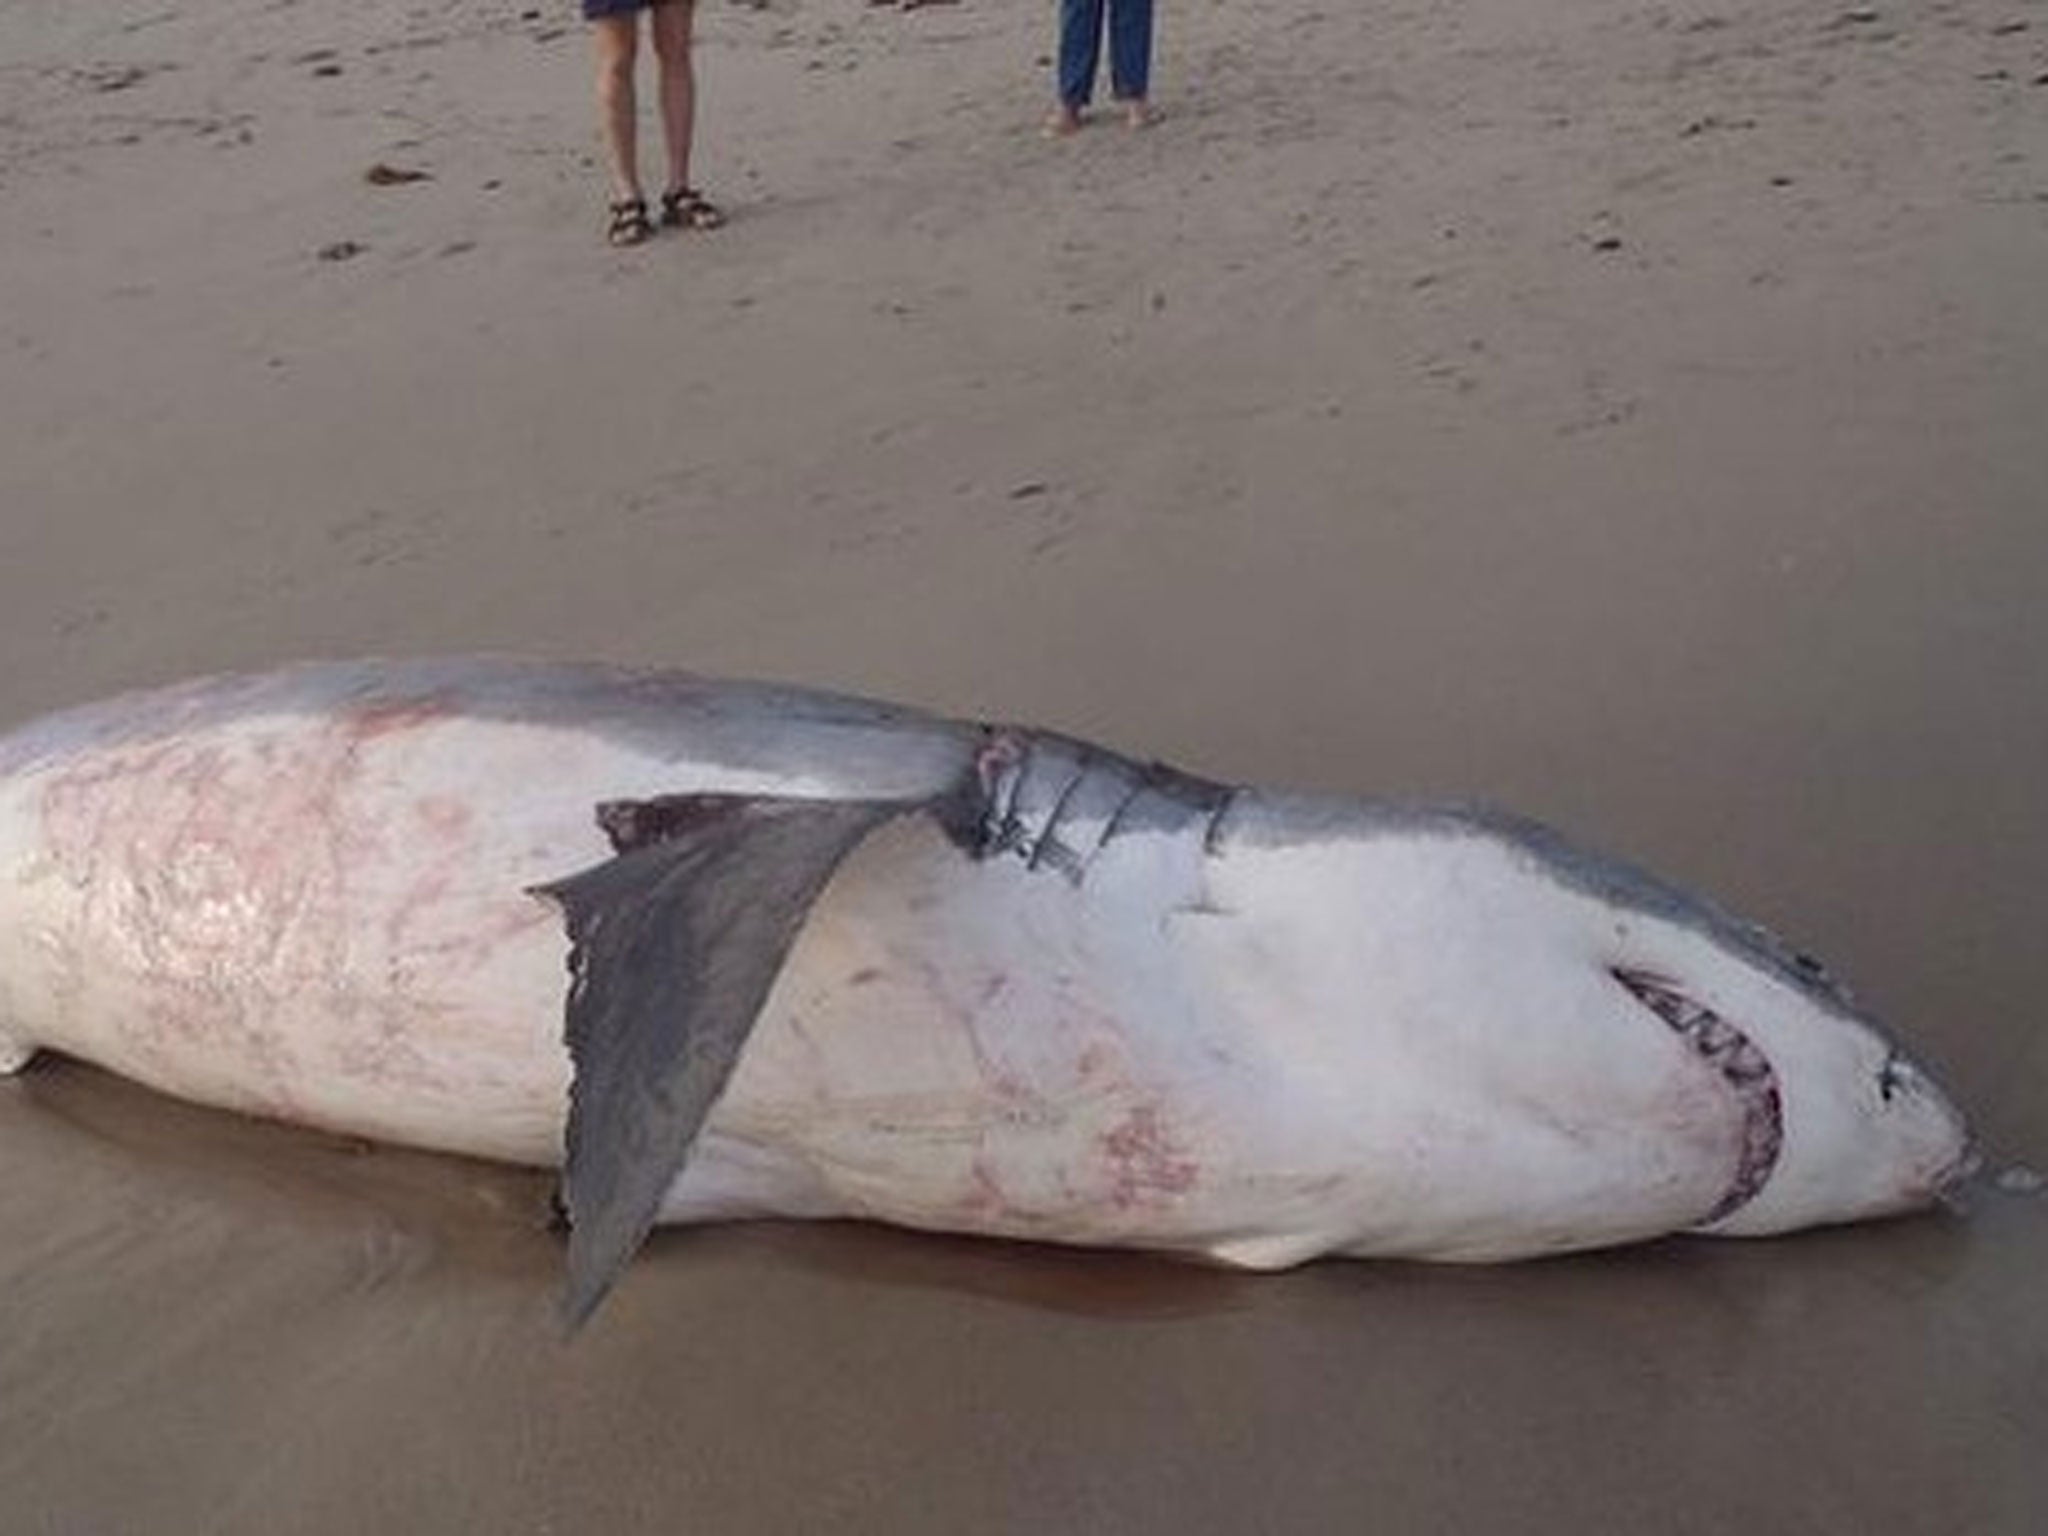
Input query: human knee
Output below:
<box><xmin>597</xmin><ymin>60</ymin><xmax>636</xmax><ymax>111</ymax></box>
<box><xmin>594</xmin><ymin>21</ymin><xmax>637</xmax><ymax>80</ymax></box>
<box><xmin>652</xmin><ymin>1</ymin><xmax>696</xmax><ymax>65</ymax></box>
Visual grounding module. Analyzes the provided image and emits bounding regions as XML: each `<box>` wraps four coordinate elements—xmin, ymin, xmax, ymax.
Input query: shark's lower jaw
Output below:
<box><xmin>1611</xmin><ymin>967</ymin><xmax>1786</xmax><ymax>1226</ymax></box>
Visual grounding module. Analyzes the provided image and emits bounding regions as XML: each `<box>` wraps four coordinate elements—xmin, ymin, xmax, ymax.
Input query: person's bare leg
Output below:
<box><xmin>651</xmin><ymin>0</ymin><xmax>722</xmax><ymax>226</ymax></box>
<box><xmin>594</xmin><ymin>17</ymin><xmax>642</xmax><ymax>203</ymax></box>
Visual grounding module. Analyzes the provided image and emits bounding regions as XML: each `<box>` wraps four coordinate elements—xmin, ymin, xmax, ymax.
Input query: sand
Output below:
<box><xmin>2</xmin><ymin>0</ymin><xmax>2044</xmax><ymax>1529</ymax></box>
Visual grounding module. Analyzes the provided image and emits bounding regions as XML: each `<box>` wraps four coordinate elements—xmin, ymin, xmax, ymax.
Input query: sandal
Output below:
<box><xmin>659</xmin><ymin>186</ymin><xmax>727</xmax><ymax>232</ymax></box>
<box><xmin>606</xmin><ymin>196</ymin><xmax>652</xmax><ymax>247</ymax></box>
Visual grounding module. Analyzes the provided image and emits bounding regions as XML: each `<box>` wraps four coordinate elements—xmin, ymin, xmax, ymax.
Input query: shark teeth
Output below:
<box><xmin>1612</xmin><ymin>967</ymin><xmax>1786</xmax><ymax>1225</ymax></box>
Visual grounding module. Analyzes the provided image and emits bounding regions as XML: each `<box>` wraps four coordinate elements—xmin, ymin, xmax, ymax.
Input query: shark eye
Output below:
<box><xmin>1877</xmin><ymin>1052</ymin><xmax>1907</xmax><ymax>1104</ymax></box>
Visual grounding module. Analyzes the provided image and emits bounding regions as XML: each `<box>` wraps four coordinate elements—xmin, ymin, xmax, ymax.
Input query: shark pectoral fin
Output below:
<box><xmin>532</xmin><ymin>794</ymin><xmax>905</xmax><ymax>1327</ymax></box>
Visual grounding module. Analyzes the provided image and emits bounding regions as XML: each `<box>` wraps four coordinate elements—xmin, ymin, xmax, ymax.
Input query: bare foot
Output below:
<box><xmin>1042</xmin><ymin>104</ymin><xmax>1085</xmax><ymax>138</ymax></box>
<box><xmin>1122</xmin><ymin>99</ymin><xmax>1151</xmax><ymax>131</ymax></box>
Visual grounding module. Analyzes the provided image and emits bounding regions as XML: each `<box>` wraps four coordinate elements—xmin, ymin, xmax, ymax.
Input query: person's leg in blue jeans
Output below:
<box><xmin>1050</xmin><ymin>0</ymin><xmax>1153</xmax><ymax>134</ymax></box>
<box><xmin>1107</xmin><ymin>0</ymin><xmax>1153</xmax><ymax>126</ymax></box>
<box><xmin>1050</xmin><ymin>0</ymin><xmax>1105</xmax><ymax>135</ymax></box>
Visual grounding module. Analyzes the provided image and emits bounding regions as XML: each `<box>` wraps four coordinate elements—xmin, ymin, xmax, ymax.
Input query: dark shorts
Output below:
<box><xmin>582</xmin><ymin>0</ymin><xmax>667</xmax><ymax>19</ymax></box>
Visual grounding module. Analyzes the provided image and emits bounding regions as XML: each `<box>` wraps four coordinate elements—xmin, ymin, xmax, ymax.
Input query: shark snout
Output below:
<box><xmin>1926</xmin><ymin>1133</ymin><xmax>1983</xmax><ymax>1204</ymax></box>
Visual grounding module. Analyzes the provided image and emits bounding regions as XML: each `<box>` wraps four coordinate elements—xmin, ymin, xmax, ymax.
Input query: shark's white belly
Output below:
<box><xmin>671</xmin><ymin>818</ymin><xmax>1751</xmax><ymax>1268</ymax></box>
<box><xmin>0</xmin><ymin>702</ymin><xmax>1738</xmax><ymax>1267</ymax></box>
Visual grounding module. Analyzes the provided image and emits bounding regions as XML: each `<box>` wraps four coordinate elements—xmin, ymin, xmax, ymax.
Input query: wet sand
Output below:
<box><xmin>3</xmin><ymin>0</ymin><xmax>2044</xmax><ymax>1530</ymax></box>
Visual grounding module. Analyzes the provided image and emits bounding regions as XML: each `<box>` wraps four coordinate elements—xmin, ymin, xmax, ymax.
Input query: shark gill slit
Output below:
<box><xmin>1026</xmin><ymin>754</ymin><xmax>1091</xmax><ymax>874</ymax></box>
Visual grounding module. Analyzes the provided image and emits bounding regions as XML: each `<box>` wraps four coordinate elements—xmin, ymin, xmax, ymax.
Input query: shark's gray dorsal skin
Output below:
<box><xmin>536</xmin><ymin>793</ymin><xmax>910</xmax><ymax>1326</ymax></box>
<box><xmin>0</xmin><ymin>659</ymin><xmax>1978</xmax><ymax>1324</ymax></box>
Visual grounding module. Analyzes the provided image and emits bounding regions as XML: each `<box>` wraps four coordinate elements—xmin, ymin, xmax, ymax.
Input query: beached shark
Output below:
<box><xmin>0</xmin><ymin>659</ymin><xmax>1976</xmax><ymax>1321</ymax></box>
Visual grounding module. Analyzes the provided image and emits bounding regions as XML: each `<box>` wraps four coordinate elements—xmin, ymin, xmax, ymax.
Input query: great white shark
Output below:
<box><xmin>0</xmin><ymin>659</ymin><xmax>1976</xmax><ymax>1321</ymax></box>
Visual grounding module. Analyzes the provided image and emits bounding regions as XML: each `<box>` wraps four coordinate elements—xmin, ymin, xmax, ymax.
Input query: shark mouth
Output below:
<box><xmin>1612</xmin><ymin>967</ymin><xmax>1786</xmax><ymax>1226</ymax></box>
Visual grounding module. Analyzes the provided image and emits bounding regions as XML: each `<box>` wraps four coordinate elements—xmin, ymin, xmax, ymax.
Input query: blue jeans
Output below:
<box><xmin>1058</xmin><ymin>0</ymin><xmax>1153</xmax><ymax>108</ymax></box>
